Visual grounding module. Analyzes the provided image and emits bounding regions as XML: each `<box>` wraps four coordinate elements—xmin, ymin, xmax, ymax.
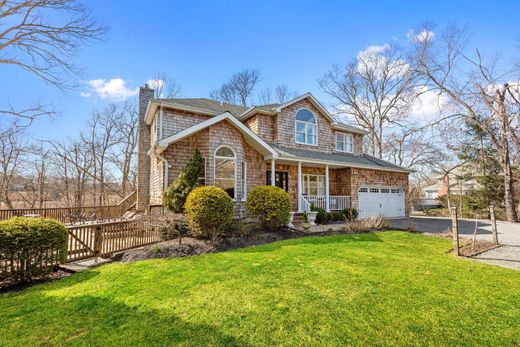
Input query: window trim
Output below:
<box><xmin>335</xmin><ymin>132</ymin><xmax>354</xmax><ymax>153</ymax></box>
<box><xmin>241</xmin><ymin>161</ymin><xmax>247</xmax><ymax>201</ymax></box>
<box><xmin>213</xmin><ymin>145</ymin><xmax>237</xmax><ymax>200</ymax></box>
<box><xmin>294</xmin><ymin>108</ymin><xmax>318</xmax><ymax>146</ymax></box>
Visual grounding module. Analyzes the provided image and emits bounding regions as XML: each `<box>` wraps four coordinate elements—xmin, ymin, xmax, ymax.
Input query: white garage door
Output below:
<box><xmin>358</xmin><ymin>187</ymin><xmax>405</xmax><ymax>218</ymax></box>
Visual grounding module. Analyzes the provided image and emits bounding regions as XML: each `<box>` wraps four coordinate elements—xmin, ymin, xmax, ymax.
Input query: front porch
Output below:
<box><xmin>266</xmin><ymin>158</ymin><xmax>351</xmax><ymax>213</ymax></box>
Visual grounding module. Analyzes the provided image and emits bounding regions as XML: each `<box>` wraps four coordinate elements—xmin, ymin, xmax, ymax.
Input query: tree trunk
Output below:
<box><xmin>502</xmin><ymin>155</ymin><xmax>518</xmax><ymax>222</ymax></box>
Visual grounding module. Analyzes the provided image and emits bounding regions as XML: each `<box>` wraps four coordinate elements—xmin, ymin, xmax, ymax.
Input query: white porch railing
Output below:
<box><xmin>300</xmin><ymin>195</ymin><xmax>351</xmax><ymax>212</ymax></box>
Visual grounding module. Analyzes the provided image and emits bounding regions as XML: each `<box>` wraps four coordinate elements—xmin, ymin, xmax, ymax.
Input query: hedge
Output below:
<box><xmin>0</xmin><ymin>217</ymin><xmax>68</xmax><ymax>282</ymax></box>
<box><xmin>184</xmin><ymin>186</ymin><xmax>234</xmax><ymax>244</ymax></box>
<box><xmin>246</xmin><ymin>186</ymin><xmax>291</xmax><ymax>230</ymax></box>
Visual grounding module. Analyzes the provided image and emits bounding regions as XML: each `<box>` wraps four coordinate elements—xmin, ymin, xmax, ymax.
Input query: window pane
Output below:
<box><xmin>296</xmin><ymin>121</ymin><xmax>306</xmax><ymax>132</ymax></box>
<box><xmin>336</xmin><ymin>133</ymin><xmax>343</xmax><ymax>143</ymax></box>
<box><xmin>307</xmin><ymin>124</ymin><xmax>316</xmax><ymax>136</ymax></box>
<box><xmin>215</xmin><ymin>147</ymin><xmax>234</xmax><ymax>158</ymax></box>
<box><xmin>295</xmin><ymin>109</ymin><xmax>316</xmax><ymax>123</ymax></box>
<box><xmin>296</xmin><ymin>132</ymin><xmax>305</xmax><ymax>143</ymax></box>
<box><xmin>216</xmin><ymin>158</ymin><xmax>235</xmax><ymax>179</ymax></box>
<box><xmin>336</xmin><ymin>142</ymin><xmax>344</xmax><ymax>151</ymax></box>
<box><xmin>307</xmin><ymin>135</ymin><xmax>316</xmax><ymax>145</ymax></box>
<box><xmin>215</xmin><ymin>179</ymin><xmax>234</xmax><ymax>199</ymax></box>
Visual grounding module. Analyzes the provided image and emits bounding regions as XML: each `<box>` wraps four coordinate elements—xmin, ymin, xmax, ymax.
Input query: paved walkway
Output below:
<box><xmin>389</xmin><ymin>216</ymin><xmax>520</xmax><ymax>246</ymax></box>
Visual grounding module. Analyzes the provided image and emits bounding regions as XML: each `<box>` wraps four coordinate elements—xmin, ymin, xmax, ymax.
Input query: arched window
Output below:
<box><xmin>214</xmin><ymin>146</ymin><xmax>236</xmax><ymax>199</ymax></box>
<box><xmin>295</xmin><ymin>109</ymin><xmax>317</xmax><ymax>145</ymax></box>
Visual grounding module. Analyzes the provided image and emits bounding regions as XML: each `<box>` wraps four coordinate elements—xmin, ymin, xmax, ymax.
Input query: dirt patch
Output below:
<box><xmin>0</xmin><ymin>270</ymin><xmax>72</xmax><ymax>293</ymax></box>
<box><xmin>459</xmin><ymin>239</ymin><xmax>498</xmax><ymax>257</ymax></box>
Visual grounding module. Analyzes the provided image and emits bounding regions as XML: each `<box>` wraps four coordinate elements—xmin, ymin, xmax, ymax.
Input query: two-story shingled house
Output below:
<box><xmin>137</xmin><ymin>84</ymin><xmax>412</xmax><ymax>218</ymax></box>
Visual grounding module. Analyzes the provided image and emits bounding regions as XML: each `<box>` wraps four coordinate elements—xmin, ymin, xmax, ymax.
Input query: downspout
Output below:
<box><xmin>159</xmin><ymin>102</ymin><xmax>164</xmax><ymax>140</ymax></box>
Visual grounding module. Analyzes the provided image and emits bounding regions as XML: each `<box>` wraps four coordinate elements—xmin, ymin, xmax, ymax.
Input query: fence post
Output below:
<box><xmin>489</xmin><ymin>205</ymin><xmax>498</xmax><ymax>245</ymax></box>
<box><xmin>451</xmin><ymin>207</ymin><xmax>459</xmax><ymax>256</ymax></box>
<box><xmin>94</xmin><ymin>225</ymin><xmax>102</xmax><ymax>260</ymax></box>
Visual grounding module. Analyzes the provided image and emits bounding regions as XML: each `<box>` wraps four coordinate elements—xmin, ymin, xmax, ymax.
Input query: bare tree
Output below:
<box><xmin>258</xmin><ymin>84</ymin><xmax>297</xmax><ymax>104</ymax></box>
<box><xmin>410</xmin><ymin>22</ymin><xmax>519</xmax><ymax>221</ymax></box>
<box><xmin>0</xmin><ymin>0</ymin><xmax>106</xmax><ymax>89</ymax></box>
<box><xmin>82</xmin><ymin>104</ymin><xmax>122</xmax><ymax>205</ymax></box>
<box><xmin>319</xmin><ymin>44</ymin><xmax>420</xmax><ymax>158</ymax></box>
<box><xmin>112</xmin><ymin>102</ymin><xmax>138</xmax><ymax>197</ymax></box>
<box><xmin>148</xmin><ymin>72</ymin><xmax>183</xmax><ymax>99</ymax></box>
<box><xmin>384</xmin><ymin>125</ymin><xmax>444</xmax><ymax>179</ymax></box>
<box><xmin>0</xmin><ymin>124</ymin><xmax>27</xmax><ymax>208</ymax></box>
<box><xmin>209</xmin><ymin>69</ymin><xmax>261</xmax><ymax>106</ymax></box>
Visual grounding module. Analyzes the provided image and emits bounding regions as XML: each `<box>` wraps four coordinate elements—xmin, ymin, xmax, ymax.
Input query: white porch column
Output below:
<box><xmin>297</xmin><ymin>161</ymin><xmax>302</xmax><ymax>212</ymax></box>
<box><xmin>325</xmin><ymin>164</ymin><xmax>330</xmax><ymax>212</ymax></box>
<box><xmin>270</xmin><ymin>158</ymin><xmax>276</xmax><ymax>186</ymax></box>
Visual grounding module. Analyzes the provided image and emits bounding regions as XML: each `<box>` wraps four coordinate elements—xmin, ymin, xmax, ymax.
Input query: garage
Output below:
<box><xmin>357</xmin><ymin>186</ymin><xmax>405</xmax><ymax>218</ymax></box>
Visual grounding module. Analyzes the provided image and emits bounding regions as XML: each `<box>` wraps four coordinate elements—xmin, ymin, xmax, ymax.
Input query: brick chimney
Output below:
<box><xmin>136</xmin><ymin>84</ymin><xmax>154</xmax><ymax>211</ymax></box>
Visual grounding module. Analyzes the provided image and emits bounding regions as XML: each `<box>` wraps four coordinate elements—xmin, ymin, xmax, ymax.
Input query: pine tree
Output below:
<box><xmin>459</xmin><ymin>120</ymin><xmax>504</xmax><ymax>215</ymax></box>
<box><xmin>163</xmin><ymin>149</ymin><xmax>204</xmax><ymax>212</ymax></box>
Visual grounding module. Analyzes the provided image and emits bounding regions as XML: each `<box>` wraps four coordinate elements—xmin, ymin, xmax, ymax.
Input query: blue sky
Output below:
<box><xmin>2</xmin><ymin>0</ymin><xmax>520</xmax><ymax>140</ymax></box>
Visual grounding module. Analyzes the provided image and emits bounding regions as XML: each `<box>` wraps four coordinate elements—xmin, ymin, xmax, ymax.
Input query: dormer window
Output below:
<box><xmin>336</xmin><ymin>132</ymin><xmax>353</xmax><ymax>153</ymax></box>
<box><xmin>295</xmin><ymin>109</ymin><xmax>317</xmax><ymax>145</ymax></box>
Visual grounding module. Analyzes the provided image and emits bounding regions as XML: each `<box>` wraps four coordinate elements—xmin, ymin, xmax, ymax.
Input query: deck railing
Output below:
<box><xmin>66</xmin><ymin>218</ymin><xmax>162</xmax><ymax>262</ymax></box>
<box><xmin>0</xmin><ymin>191</ymin><xmax>137</xmax><ymax>224</ymax></box>
<box><xmin>300</xmin><ymin>195</ymin><xmax>351</xmax><ymax>212</ymax></box>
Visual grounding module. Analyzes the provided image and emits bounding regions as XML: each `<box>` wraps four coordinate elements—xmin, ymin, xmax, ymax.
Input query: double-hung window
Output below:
<box><xmin>214</xmin><ymin>146</ymin><xmax>236</xmax><ymax>199</ymax></box>
<box><xmin>295</xmin><ymin>109</ymin><xmax>317</xmax><ymax>145</ymax></box>
<box><xmin>336</xmin><ymin>132</ymin><xmax>353</xmax><ymax>153</ymax></box>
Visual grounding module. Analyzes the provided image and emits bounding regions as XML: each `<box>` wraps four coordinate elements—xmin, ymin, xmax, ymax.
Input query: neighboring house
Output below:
<box><xmin>416</xmin><ymin>168</ymin><xmax>483</xmax><ymax>210</ymax></box>
<box><xmin>136</xmin><ymin>84</ymin><xmax>413</xmax><ymax>218</ymax></box>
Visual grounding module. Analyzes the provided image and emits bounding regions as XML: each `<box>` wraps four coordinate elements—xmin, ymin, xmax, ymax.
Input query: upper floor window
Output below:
<box><xmin>336</xmin><ymin>132</ymin><xmax>353</xmax><ymax>153</ymax></box>
<box><xmin>295</xmin><ymin>109</ymin><xmax>317</xmax><ymax>145</ymax></box>
<box><xmin>214</xmin><ymin>146</ymin><xmax>236</xmax><ymax>199</ymax></box>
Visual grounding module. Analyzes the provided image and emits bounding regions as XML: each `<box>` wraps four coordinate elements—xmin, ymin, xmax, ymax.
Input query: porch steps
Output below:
<box><xmin>292</xmin><ymin>213</ymin><xmax>306</xmax><ymax>227</ymax></box>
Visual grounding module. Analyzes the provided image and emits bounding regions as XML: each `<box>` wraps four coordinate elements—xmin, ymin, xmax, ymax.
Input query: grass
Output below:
<box><xmin>1</xmin><ymin>231</ymin><xmax>519</xmax><ymax>346</ymax></box>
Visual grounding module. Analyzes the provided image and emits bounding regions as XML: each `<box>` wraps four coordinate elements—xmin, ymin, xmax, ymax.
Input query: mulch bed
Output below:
<box><xmin>0</xmin><ymin>270</ymin><xmax>72</xmax><ymax>293</ymax></box>
<box><xmin>116</xmin><ymin>228</ymin><xmax>361</xmax><ymax>263</ymax></box>
<box><xmin>459</xmin><ymin>239</ymin><xmax>498</xmax><ymax>257</ymax></box>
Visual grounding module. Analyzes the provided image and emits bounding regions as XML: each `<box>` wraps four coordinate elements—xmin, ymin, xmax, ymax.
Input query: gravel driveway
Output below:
<box><xmin>390</xmin><ymin>216</ymin><xmax>520</xmax><ymax>270</ymax></box>
<box><xmin>389</xmin><ymin>216</ymin><xmax>520</xmax><ymax>246</ymax></box>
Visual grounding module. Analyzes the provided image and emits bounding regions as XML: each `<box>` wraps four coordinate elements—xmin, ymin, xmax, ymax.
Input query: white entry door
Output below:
<box><xmin>358</xmin><ymin>187</ymin><xmax>405</xmax><ymax>218</ymax></box>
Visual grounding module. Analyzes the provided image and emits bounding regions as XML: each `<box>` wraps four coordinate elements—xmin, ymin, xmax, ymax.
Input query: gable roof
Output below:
<box><xmin>154</xmin><ymin>112</ymin><xmax>278</xmax><ymax>158</ymax></box>
<box><xmin>271</xmin><ymin>144</ymin><xmax>413</xmax><ymax>173</ymax></box>
<box><xmin>157</xmin><ymin>98</ymin><xmax>248</xmax><ymax>117</ymax></box>
<box><xmin>144</xmin><ymin>93</ymin><xmax>368</xmax><ymax>135</ymax></box>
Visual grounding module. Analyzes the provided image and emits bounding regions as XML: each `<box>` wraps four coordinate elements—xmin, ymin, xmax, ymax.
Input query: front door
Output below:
<box><xmin>266</xmin><ymin>171</ymin><xmax>288</xmax><ymax>192</ymax></box>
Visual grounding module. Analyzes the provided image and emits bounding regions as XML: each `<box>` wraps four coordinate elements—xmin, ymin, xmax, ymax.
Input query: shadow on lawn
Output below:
<box><xmin>1</xmin><ymin>292</ymin><xmax>248</xmax><ymax>346</ymax></box>
<box><xmin>238</xmin><ymin>232</ymin><xmax>383</xmax><ymax>254</ymax></box>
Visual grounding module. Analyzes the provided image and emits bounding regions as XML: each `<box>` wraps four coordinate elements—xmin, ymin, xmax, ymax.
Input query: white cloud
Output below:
<box><xmin>408</xmin><ymin>87</ymin><xmax>448</xmax><ymax>123</ymax></box>
<box><xmin>407</xmin><ymin>29</ymin><xmax>435</xmax><ymax>43</ymax></box>
<box><xmin>80</xmin><ymin>92</ymin><xmax>91</xmax><ymax>98</ymax></box>
<box><xmin>82</xmin><ymin>78</ymin><xmax>138</xmax><ymax>100</ymax></box>
<box><xmin>357</xmin><ymin>44</ymin><xmax>390</xmax><ymax>60</ymax></box>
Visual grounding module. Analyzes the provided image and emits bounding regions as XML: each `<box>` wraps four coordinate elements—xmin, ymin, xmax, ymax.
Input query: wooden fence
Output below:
<box><xmin>66</xmin><ymin>218</ymin><xmax>162</xmax><ymax>262</ymax></box>
<box><xmin>0</xmin><ymin>191</ymin><xmax>137</xmax><ymax>225</ymax></box>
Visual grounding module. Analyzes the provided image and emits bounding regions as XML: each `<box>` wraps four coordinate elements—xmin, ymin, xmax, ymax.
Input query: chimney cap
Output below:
<box><xmin>144</xmin><ymin>83</ymin><xmax>150</xmax><ymax>89</ymax></box>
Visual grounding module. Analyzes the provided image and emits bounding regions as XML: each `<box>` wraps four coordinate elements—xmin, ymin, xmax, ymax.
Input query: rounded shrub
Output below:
<box><xmin>246</xmin><ymin>186</ymin><xmax>291</xmax><ymax>230</ymax></box>
<box><xmin>184</xmin><ymin>186</ymin><xmax>234</xmax><ymax>244</ymax></box>
<box><xmin>0</xmin><ymin>217</ymin><xmax>68</xmax><ymax>282</ymax></box>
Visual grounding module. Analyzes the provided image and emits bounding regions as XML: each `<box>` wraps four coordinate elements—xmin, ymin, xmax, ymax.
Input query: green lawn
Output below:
<box><xmin>1</xmin><ymin>232</ymin><xmax>519</xmax><ymax>346</ymax></box>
